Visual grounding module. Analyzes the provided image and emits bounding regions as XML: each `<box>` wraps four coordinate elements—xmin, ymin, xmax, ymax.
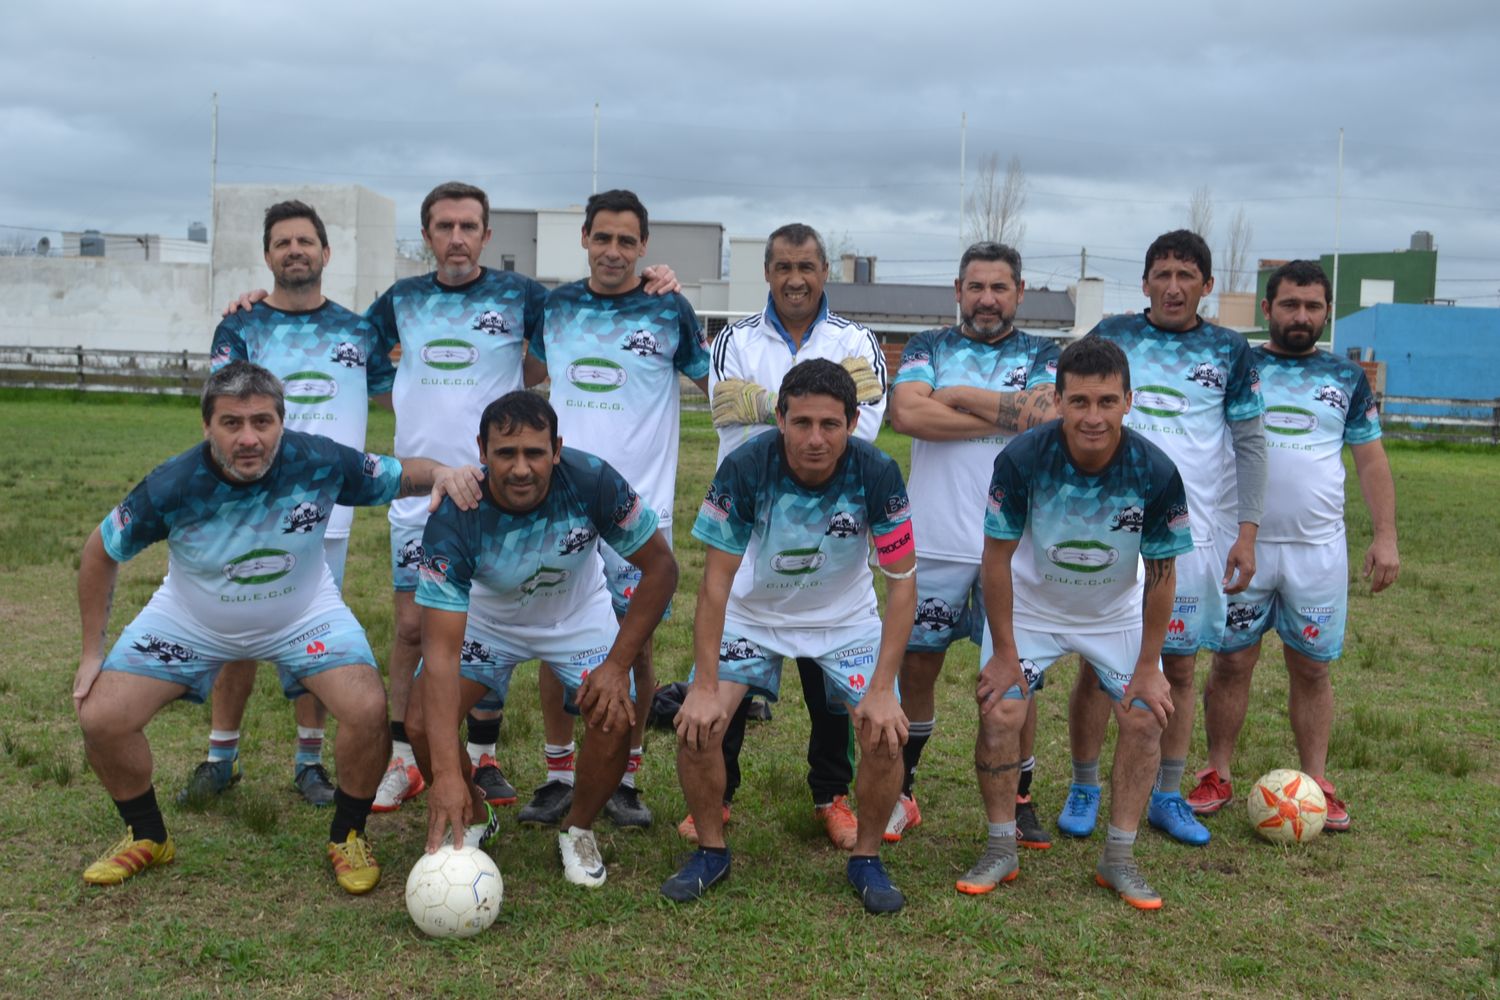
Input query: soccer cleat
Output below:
<box><xmin>327</xmin><ymin>831</ymin><xmax>380</xmax><ymax>895</ymax></box>
<box><xmin>815</xmin><ymin>795</ymin><xmax>859</xmax><ymax>851</ymax></box>
<box><xmin>846</xmin><ymin>856</ymin><xmax>904</xmax><ymax>914</ymax></box>
<box><xmin>558</xmin><ymin>826</ymin><xmax>607</xmax><ymax>887</ymax></box>
<box><xmin>603</xmin><ymin>785</ymin><xmax>653</xmax><ymax>829</ymax></box>
<box><xmin>1057</xmin><ymin>782</ymin><xmax>1101</xmax><ymax>838</ymax></box>
<box><xmin>518</xmin><ymin>780</ymin><xmax>574</xmax><ymax>826</ymax></box>
<box><xmin>176</xmin><ymin>758</ymin><xmax>241</xmax><ymax>805</ymax></box>
<box><xmin>472</xmin><ymin>755</ymin><xmax>518</xmax><ymax>807</ymax></box>
<box><xmin>746</xmin><ymin>698</ymin><xmax>773</xmax><ymax>722</ymax></box>
<box><xmin>293</xmin><ymin>763</ymin><xmax>336</xmax><ymax>807</ymax></box>
<box><xmin>1186</xmin><ymin>767</ymin><xmax>1234</xmax><ymax>815</ymax></box>
<box><xmin>677</xmin><ymin>804</ymin><xmax>732</xmax><ymax>843</ymax></box>
<box><xmin>660</xmin><ymin>848</ymin><xmax>732</xmax><ymax>902</ymax></box>
<box><xmin>464</xmin><ymin>802</ymin><xmax>500</xmax><ymax>850</ymax></box>
<box><xmin>83</xmin><ymin>828</ymin><xmax>175</xmax><ymax>885</ymax></box>
<box><xmin>1315</xmin><ymin>776</ymin><xmax>1350</xmax><ymax>832</ymax></box>
<box><xmin>1015</xmin><ymin>796</ymin><xmax>1053</xmax><ymax>849</ymax></box>
<box><xmin>1095</xmin><ymin>858</ymin><xmax>1163</xmax><ymax>910</ymax></box>
<box><xmin>371</xmin><ymin>759</ymin><xmax>425</xmax><ymax>814</ymax></box>
<box><xmin>1148</xmin><ymin>791</ymin><xmax>1211</xmax><ymax>846</ymax></box>
<box><xmin>955</xmin><ymin>842</ymin><xmax>1019</xmax><ymax>895</ymax></box>
<box><xmin>883</xmin><ymin>794</ymin><xmax>922</xmax><ymax>843</ymax></box>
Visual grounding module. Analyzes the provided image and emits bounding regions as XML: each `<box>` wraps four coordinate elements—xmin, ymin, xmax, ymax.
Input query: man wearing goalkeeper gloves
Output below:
<box><xmin>703</xmin><ymin>223</ymin><xmax>887</xmax><ymax>850</ymax></box>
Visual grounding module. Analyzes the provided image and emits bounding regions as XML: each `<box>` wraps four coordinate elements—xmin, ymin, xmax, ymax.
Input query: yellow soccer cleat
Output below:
<box><xmin>327</xmin><ymin>830</ymin><xmax>381</xmax><ymax>895</ymax></box>
<box><xmin>83</xmin><ymin>828</ymin><xmax>175</xmax><ymax>886</ymax></box>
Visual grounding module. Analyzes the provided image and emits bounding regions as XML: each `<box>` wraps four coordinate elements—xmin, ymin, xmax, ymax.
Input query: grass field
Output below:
<box><xmin>0</xmin><ymin>390</ymin><xmax>1496</xmax><ymax>998</ymax></box>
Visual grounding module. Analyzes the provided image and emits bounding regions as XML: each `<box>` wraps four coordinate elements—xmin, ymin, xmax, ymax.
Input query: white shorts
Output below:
<box><xmin>390</xmin><ymin>519</ymin><xmax>427</xmax><ymax>593</ymax></box>
<box><xmin>1220</xmin><ymin>538</ymin><xmax>1348</xmax><ymax>661</ymax></box>
<box><xmin>981</xmin><ymin>623</ymin><xmax>1160</xmax><ymax>708</ymax></box>
<box><xmin>906</xmin><ymin>556</ymin><xmax>984</xmax><ymax>653</ymax></box>
<box><xmin>323</xmin><ymin>535</ymin><xmax>350</xmax><ymax>592</ymax></box>
<box><xmin>694</xmin><ymin>619</ymin><xmax>892</xmax><ymax>713</ymax></box>
<box><xmin>600</xmin><ymin>525</ymin><xmax>673</xmax><ymax>620</ymax></box>
<box><xmin>1165</xmin><ymin>540</ymin><xmax>1229</xmax><ymax>655</ymax></box>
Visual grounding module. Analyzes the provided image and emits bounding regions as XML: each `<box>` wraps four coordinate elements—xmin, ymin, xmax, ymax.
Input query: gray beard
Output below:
<box><xmin>210</xmin><ymin>435</ymin><xmax>281</xmax><ymax>482</ymax></box>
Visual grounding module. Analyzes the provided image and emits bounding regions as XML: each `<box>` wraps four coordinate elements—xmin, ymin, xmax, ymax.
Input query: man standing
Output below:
<box><xmin>519</xmin><ymin>190</ymin><xmax>709</xmax><ymax>830</ymax></box>
<box><xmin>1187</xmin><ymin>260</ymin><xmax>1398</xmax><ymax>829</ymax></box>
<box><xmin>407</xmin><ymin>392</ymin><xmax>678</xmax><ymax>886</ymax></box>
<box><xmin>964</xmin><ymin>337</ymin><xmax>1190</xmax><ymax>909</ymax></box>
<box><xmin>887</xmin><ymin>241</ymin><xmax>1058</xmax><ymax>846</ymax></box>
<box><xmin>665</xmin><ymin>360</ymin><xmax>916</xmax><ymax>914</ymax></box>
<box><xmin>707</xmin><ymin>224</ymin><xmax>888</xmax><ymax>848</ymax></box>
<box><xmin>181</xmin><ymin>200</ymin><xmax>394</xmax><ymax>808</ymax></box>
<box><xmin>1068</xmin><ymin>229</ymin><xmax>1266</xmax><ymax>846</ymax></box>
<box><xmin>73</xmin><ymin>362</ymin><xmax>475</xmax><ymax>893</ymax></box>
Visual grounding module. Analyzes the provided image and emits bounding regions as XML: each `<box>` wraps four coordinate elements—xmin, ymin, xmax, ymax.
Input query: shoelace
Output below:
<box><xmin>1107</xmin><ymin>862</ymin><xmax>1152</xmax><ymax>893</ymax></box>
<box><xmin>569</xmin><ymin>833</ymin><xmax>603</xmax><ymax>869</ymax></box>
<box><xmin>1064</xmin><ymin>789</ymin><xmax>1095</xmax><ymax>815</ymax></box>
<box><xmin>336</xmin><ymin>835</ymin><xmax>374</xmax><ymax>869</ymax></box>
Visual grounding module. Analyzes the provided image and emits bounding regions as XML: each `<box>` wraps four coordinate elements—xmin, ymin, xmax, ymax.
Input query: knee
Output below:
<box><xmin>1162</xmin><ymin>656</ymin><xmax>1197</xmax><ymax>686</ymax></box>
<box><xmin>77</xmin><ymin>696</ymin><xmax>125</xmax><ymax>743</ymax></box>
<box><xmin>1115</xmin><ymin>703</ymin><xmax>1162</xmax><ymax>743</ymax></box>
<box><xmin>394</xmin><ymin>612</ymin><xmax>422</xmax><ymax>649</ymax></box>
<box><xmin>1213</xmin><ymin>648</ymin><xmax>1259</xmax><ymax>681</ymax></box>
<box><xmin>1286</xmin><ymin>655</ymin><xmax>1331</xmax><ymax>686</ymax></box>
<box><xmin>977</xmin><ymin>697</ymin><xmax>1026</xmax><ymax>744</ymax></box>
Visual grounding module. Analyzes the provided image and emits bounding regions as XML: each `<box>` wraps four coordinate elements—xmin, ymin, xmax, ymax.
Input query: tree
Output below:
<box><xmin>1221</xmin><ymin>206</ymin><xmax>1254</xmax><ymax>294</ymax></box>
<box><xmin>1188</xmin><ymin>185</ymin><xmax>1214</xmax><ymax>243</ymax></box>
<box><xmin>0</xmin><ymin>229</ymin><xmax>39</xmax><ymax>256</ymax></box>
<box><xmin>965</xmin><ymin>153</ymin><xmax>1027</xmax><ymax>248</ymax></box>
<box><xmin>825</xmin><ymin>229</ymin><xmax>856</xmax><ymax>281</ymax></box>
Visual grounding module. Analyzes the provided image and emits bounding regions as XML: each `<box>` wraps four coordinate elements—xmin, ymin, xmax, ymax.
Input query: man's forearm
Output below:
<box><xmin>1354</xmin><ymin>443</ymin><xmax>1398</xmax><ymax>541</ymax></box>
<box><xmin>396</xmin><ymin>457</ymin><xmax>449</xmax><ymax>498</ymax></box>
<box><xmin>871</xmin><ymin>575</ymin><xmax>916</xmax><ymax>692</ymax></box>
<box><xmin>608</xmin><ymin>557</ymin><xmax>678</xmax><ymax>670</ymax></box>
<box><xmin>1139</xmin><ymin>558</ymin><xmax>1176</xmax><ymax>663</ymax></box>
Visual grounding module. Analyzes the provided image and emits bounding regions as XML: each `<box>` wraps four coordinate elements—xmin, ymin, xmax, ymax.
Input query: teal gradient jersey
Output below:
<box><xmin>99</xmin><ymin>431</ymin><xmax>403</xmax><ymax>638</ymax></box>
<box><xmin>1253</xmin><ymin>347</ymin><xmax>1381</xmax><ymax>543</ymax></box>
<box><xmin>1089</xmin><ymin>313</ymin><xmax>1262</xmax><ymax>542</ymax></box>
<box><xmin>366</xmin><ymin>268</ymin><xmax>546</xmax><ymax>525</ymax></box>
<box><xmin>415</xmin><ymin>448</ymin><xmax>659</xmax><ymax>626</ymax></box>
<box><xmin>531</xmin><ymin>281</ymin><xmax>709</xmax><ymax>528</ymax></box>
<box><xmin>210</xmin><ymin>300</ymin><xmax>393</xmax><ymax>537</ymax></box>
<box><xmin>985</xmin><ymin>422</ymin><xmax>1193</xmax><ymax>632</ymax></box>
<box><xmin>693</xmin><ymin>433</ymin><xmax>914</xmax><ymax>630</ymax></box>
<box><xmin>892</xmin><ymin>325</ymin><xmax>1059</xmax><ymax>562</ymax></box>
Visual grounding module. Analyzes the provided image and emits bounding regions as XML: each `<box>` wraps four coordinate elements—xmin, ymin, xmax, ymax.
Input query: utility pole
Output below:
<box><xmin>1080</xmin><ymin>246</ymin><xmax>1088</xmax><ymax>279</ymax></box>
<box><xmin>592</xmin><ymin>102</ymin><xmax>600</xmax><ymax>195</ymax></box>
<box><xmin>209</xmin><ymin>91</ymin><xmax>218</xmax><ymax>311</ymax></box>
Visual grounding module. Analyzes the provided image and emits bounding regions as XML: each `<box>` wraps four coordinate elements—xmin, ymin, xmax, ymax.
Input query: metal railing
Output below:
<box><xmin>1378</xmin><ymin>395</ymin><xmax>1500</xmax><ymax>445</ymax></box>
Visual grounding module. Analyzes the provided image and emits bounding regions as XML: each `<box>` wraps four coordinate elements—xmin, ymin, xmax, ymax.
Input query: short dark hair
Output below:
<box><xmin>202</xmin><ymin>360</ymin><xmax>285</xmax><ymax>423</ymax></box>
<box><xmin>776</xmin><ymin>358</ymin><xmax>857</xmax><ymax>423</ymax></box>
<box><xmin>262</xmin><ymin>200</ymin><xmax>327</xmax><ymax>252</ymax></box>
<box><xmin>1060</xmin><ymin>337</ymin><xmax>1132</xmax><ymax>395</ymax></box>
<box><xmin>765</xmin><ymin>223</ymin><xmax>828</xmax><ymax>268</ymax></box>
<box><xmin>478</xmin><ymin>390</ymin><xmax>558</xmax><ymax>447</ymax></box>
<box><xmin>584</xmin><ymin>189</ymin><xmax>648</xmax><ymax>239</ymax></box>
<box><xmin>1265</xmin><ymin>259</ymin><xmax>1332</xmax><ymax>304</ymax></box>
<box><xmin>1143</xmin><ymin>229</ymin><xmax>1213</xmax><ymax>283</ymax></box>
<box><xmin>958</xmin><ymin>241</ymin><xmax>1022</xmax><ymax>285</ymax></box>
<box><xmin>421</xmin><ymin>181</ymin><xmax>490</xmax><ymax>232</ymax></box>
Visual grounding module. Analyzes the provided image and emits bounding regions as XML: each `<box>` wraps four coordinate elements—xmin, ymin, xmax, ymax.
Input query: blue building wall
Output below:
<box><xmin>1336</xmin><ymin>304</ymin><xmax>1499</xmax><ymax>420</ymax></box>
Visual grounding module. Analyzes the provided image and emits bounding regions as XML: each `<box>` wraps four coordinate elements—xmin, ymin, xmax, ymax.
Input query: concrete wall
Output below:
<box><xmin>1336</xmin><ymin>303</ymin><xmax>1500</xmax><ymax>419</ymax></box>
<box><xmin>535</xmin><ymin>208</ymin><xmax>587</xmax><ymax>283</ymax></box>
<box><xmin>484</xmin><ymin>210</ymin><xmax>539</xmax><ymax>277</ymax></box>
<box><xmin>0</xmin><ymin>257</ymin><xmax>214</xmax><ymax>353</ymax></box>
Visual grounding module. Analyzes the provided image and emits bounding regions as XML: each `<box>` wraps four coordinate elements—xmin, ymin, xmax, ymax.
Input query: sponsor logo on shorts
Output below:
<box><xmin>419</xmin><ymin>554</ymin><xmax>450</xmax><ymax>585</ymax></box>
<box><xmin>1020</xmin><ymin>659</ymin><xmax>1043</xmax><ymax>689</ymax></box>
<box><xmin>131</xmin><ymin>634</ymin><xmax>195</xmax><ymax>664</ymax></box>
<box><xmin>1264</xmin><ymin>404</ymin><xmax>1319</xmax><ymax>435</ymax></box>
<box><xmin>1045</xmin><ymin>540</ymin><xmax>1118</xmax><ymax>573</ymax></box>
<box><xmin>1226</xmin><ymin>603</ymin><xmax>1260</xmax><ymax>630</ymax></box>
<box><xmin>282</xmin><ymin>501</ymin><xmax>328</xmax><ymax>534</ymax></box>
<box><xmin>396</xmin><ymin>540</ymin><xmax>424</xmax><ymax>569</ymax></box>
<box><xmin>915</xmin><ymin>597</ymin><xmax>960</xmax><ymax>633</ymax></box>
<box><xmin>1186</xmin><ymin>362</ymin><xmax>1225</xmax><ymax>390</ymax></box>
<box><xmin>621</xmin><ymin>329</ymin><xmax>660</xmax><ymax>357</ymax></box>
<box><xmin>559</xmin><ymin>526</ymin><xmax>597</xmax><ymax>556</ymax></box>
<box><xmin>330</xmin><ymin>342</ymin><xmax>365</xmax><ymax>368</ymax></box>
<box><xmin>1109</xmin><ymin>505</ymin><xmax>1144</xmax><ymax>533</ymax></box>
<box><xmin>223</xmin><ymin>548</ymin><xmax>297</xmax><ymax>585</ymax></box>
<box><xmin>1167</xmin><ymin>618</ymin><xmax>1187</xmax><ymax>636</ymax></box>
<box><xmin>570</xmin><ymin>645</ymin><xmax>610</xmax><ymax>667</ymax></box>
<box><xmin>1315</xmin><ymin>384</ymin><xmax>1350</xmax><ymax>413</ymax></box>
<box><xmin>1174</xmin><ymin>596</ymin><xmax>1199</xmax><ymax>614</ymax></box>
<box><xmin>1302</xmin><ymin>624</ymin><xmax>1320</xmax><ymax>641</ymax></box>
<box><xmin>770</xmin><ymin>547</ymin><xmax>827</xmax><ymax>575</ymax></box>
<box><xmin>472</xmin><ymin>311</ymin><xmax>512</xmax><ymax>336</ymax></box>
<box><xmin>835</xmin><ymin>645</ymin><xmax>876</xmax><ymax>671</ymax></box>
<box><xmin>282</xmin><ymin>370</ymin><xmax>338</xmax><ymax>405</ymax></box>
<box><xmin>292</xmin><ymin>623</ymin><xmax>332</xmax><ymax>646</ymax></box>
<box><xmin>720</xmin><ymin>637</ymin><xmax>763</xmax><ymax>662</ymax></box>
<box><xmin>461</xmin><ymin>640</ymin><xmax>497</xmax><ymax>665</ymax></box>
<box><xmin>305</xmin><ymin>640</ymin><xmax>327</xmax><ymax>657</ymax></box>
<box><xmin>1299</xmin><ymin>605</ymin><xmax>1335</xmax><ymax>625</ymax></box>
<box><xmin>825</xmin><ymin>511</ymin><xmax>860</xmax><ymax>538</ymax></box>
<box><xmin>567</xmin><ymin>357</ymin><xmax>627</xmax><ymax>393</ymax></box>
<box><xmin>421</xmin><ymin>339</ymin><xmax>479</xmax><ymax>371</ymax></box>
<box><xmin>519</xmin><ymin>566</ymin><xmax>569</xmax><ymax>596</ymax></box>
<box><xmin>848</xmin><ymin>673</ymin><xmax>867</xmax><ymax>692</ymax></box>
<box><xmin>1133</xmin><ymin>385</ymin><xmax>1189</xmax><ymax>418</ymax></box>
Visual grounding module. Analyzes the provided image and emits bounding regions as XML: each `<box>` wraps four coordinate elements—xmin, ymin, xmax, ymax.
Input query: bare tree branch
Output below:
<box><xmin>1188</xmin><ymin>185</ymin><xmax>1214</xmax><ymax>243</ymax></box>
<box><xmin>965</xmin><ymin>153</ymin><xmax>1027</xmax><ymax>248</ymax></box>
<box><xmin>1222</xmin><ymin>206</ymin><xmax>1254</xmax><ymax>294</ymax></box>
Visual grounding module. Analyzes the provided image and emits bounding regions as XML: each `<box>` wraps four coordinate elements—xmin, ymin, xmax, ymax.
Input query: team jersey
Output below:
<box><xmin>985</xmin><ymin>422</ymin><xmax>1193</xmax><ymax>633</ymax></box>
<box><xmin>1089</xmin><ymin>312</ymin><xmax>1262</xmax><ymax>544</ymax></box>
<box><xmin>210</xmin><ymin>300</ymin><xmax>393</xmax><ymax>539</ymax></box>
<box><xmin>709</xmin><ymin>294</ymin><xmax>888</xmax><ymax>466</ymax></box>
<box><xmin>366</xmin><ymin>267</ymin><xmax>546</xmax><ymax>527</ymax></box>
<box><xmin>1253</xmin><ymin>347</ymin><xmax>1381</xmax><ymax>544</ymax></box>
<box><xmin>99</xmin><ymin>431</ymin><xmax>402</xmax><ymax>638</ymax></box>
<box><xmin>531</xmin><ymin>280</ymin><xmax>709</xmax><ymax>529</ymax></box>
<box><xmin>693</xmin><ymin>432</ymin><xmax>913</xmax><ymax>631</ymax></box>
<box><xmin>893</xmin><ymin>325</ymin><xmax>1060</xmax><ymax>563</ymax></box>
<box><xmin>415</xmin><ymin>447</ymin><xmax>658</xmax><ymax>627</ymax></box>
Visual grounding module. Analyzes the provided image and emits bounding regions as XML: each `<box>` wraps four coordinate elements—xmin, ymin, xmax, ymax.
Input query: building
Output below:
<box><xmin>1256</xmin><ymin>232</ymin><xmax>1440</xmax><ymax>331</ymax></box>
<box><xmin>1333</xmin><ymin>303</ymin><xmax>1498</xmax><ymax>422</ymax></box>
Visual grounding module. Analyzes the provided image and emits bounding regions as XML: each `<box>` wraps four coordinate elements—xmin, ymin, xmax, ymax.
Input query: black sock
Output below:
<box><xmin>330</xmin><ymin>788</ymin><xmax>375</xmax><ymax>843</ymax></box>
<box><xmin>465</xmin><ymin>713</ymin><xmax>501</xmax><ymax>746</ymax></box>
<box><xmin>902</xmin><ymin>724</ymin><xmax>933</xmax><ymax>798</ymax></box>
<box><xmin>390</xmin><ymin>720</ymin><xmax>408</xmax><ymax>745</ymax></box>
<box><xmin>701</xmin><ymin>845</ymin><xmax>729</xmax><ymax>857</ymax></box>
<box><xmin>114</xmin><ymin>787</ymin><xmax>168</xmax><ymax>843</ymax></box>
<box><xmin>1018</xmin><ymin>756</ymin><xmax>1036</xmax><ymax>799</ymax></box>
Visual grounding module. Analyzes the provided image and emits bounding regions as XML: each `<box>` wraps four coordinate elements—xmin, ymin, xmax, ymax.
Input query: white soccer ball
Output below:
<box><xmin>405</xmin><ymin>845</ymin><xmax>503</xmax><ymax>938</ymax></box>
<box><xmin>1247</xmin><ymin>768</ymin><xmax>1327</xmax><ymax>844</ymax></box>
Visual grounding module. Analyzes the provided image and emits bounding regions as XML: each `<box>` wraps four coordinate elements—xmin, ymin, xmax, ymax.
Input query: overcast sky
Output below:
<box><xmin>3</xmin><ymin>1</ymin><xmax>1496</xmax><ymax>313</ymax></box>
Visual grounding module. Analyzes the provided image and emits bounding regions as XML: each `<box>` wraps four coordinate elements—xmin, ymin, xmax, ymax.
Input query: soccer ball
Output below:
<box><xmin>1247</xmin><ymin>768</ymin><xmax>1327</xmax><ymax>844</ymax></box>
<box><xmin>405</xmin><ymin>846</ymin><xmax>503</xmax><ymax>938</ymax></box>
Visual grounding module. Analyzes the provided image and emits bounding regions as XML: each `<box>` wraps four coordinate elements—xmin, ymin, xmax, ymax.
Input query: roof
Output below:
<box><xmin>824</xmin><ymin>282</ymin><xmax>1073</xmax><ymax>328</ymax></box>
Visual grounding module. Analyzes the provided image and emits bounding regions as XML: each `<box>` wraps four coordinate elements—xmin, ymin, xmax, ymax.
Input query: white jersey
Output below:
<box><xmin>709</xmin><ymin>294</ymin><xmax>887</xmax><ymax>467</ymax></box>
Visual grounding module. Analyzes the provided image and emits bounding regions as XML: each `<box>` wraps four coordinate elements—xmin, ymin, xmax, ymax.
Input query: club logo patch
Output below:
<box><xmin>1186</xmin><ymin>362</ymin><xmax>1225</xmax><ymax>390</ymax></box>
<box><xmin>282</xmin><ymin>371</ymin><xmax>338</xmax><ymax>405</ymax></box>
<box><xmin>559</xmin><ymin>526</ymin><xmax>597</xmax><ymax>556</ymax></box>
<box><xmin>1315</xmin><ymin>385</ymin><xmax>1350</xmax><ymax>413</ymax></box>
<box><xmin>1133</xmin><ymin>385</ymin><xmax>1189</xmax><ymax>418</ymax></box>
<box><xmin>1045</xmin><ymin>540</ymin><xmax>1118</xmax><ymax>573</ymax></box>
<box><xmin>825</xmin><ymin>511</ymin><xmax>860</xmax><ymax>538</ymax></box>
<box><xmin>1001</xmin><ymin>365</ymin><xmax>1028</xmax><ymax>389</ymax></box>
<box><xmin>282</xmin><ymin>501</ymin><xmax>328</xmax><ymax>534</ymax></box>
<box><xmin>330</xmin><ymin>342</ymin><xmax>365</xmax><ymax>368</ymax></box>
<box><xmin>396</xmin><ymin>539</ymin><xmax>424</xmax><ymax>568</ymax></box>
<box><xmin>1265</xmin><ymin>404</ymin><xmax>1318</xmax><ymax>435</ymax></box>
<box><xmin>131</xmin><ymin>634</ymin><xmax>195</xmax><ymax>664</ymax></box>
<box><xmin>567</xmin><ymin>357</ymin><xmax>627</xmax><ymax>393</ymax></box>
<box><xmin>1109</xmin><ymin>506</ymin><xmax>1144</xmax><ymax>533</ymax></box>
<box><xmin>420</xmin><ymin>339</ymin><xmax>479</xmax><ymax>370</ymax></box>
<box><xmin>461</xmin><ymin>640</ymin><xmax>497</xmax><ymax>664</ymax></box>
<box><xmin>720</xmin><ymin>637</ymin><xmax>763</xmax><ymax>662</ymax></box>
<box><xmin>914</xmin><ymin>597</ymin><xmax>960</xmax><ymax>633</ymax></box>
<box><xmin>621</xmin><ymin>329</ymin><xmax>660</xmax><ymax>356</ymax></box>
<box><xmin>770</xmin><ymin>548</ymin><xmax>827</xmax><ymax>575</ymax></box>
<box><xmin>222</xmin><ymin>549</ymin><xmax>297</xmax><ymax>585</ymax></box>
<box><xmin>1226</xmin><ymin>604</ymin><xmax>1260</xmax><ymax>630</ymax></box>
<box><xmin>472</xmin><ymin>311</ymin><xmax>512</xmax><ymax>336</ymax></box>
<box><xmin>519</xmin><ymin>566</ymin><xmax>569</xmax><ymax>596</ymax></box>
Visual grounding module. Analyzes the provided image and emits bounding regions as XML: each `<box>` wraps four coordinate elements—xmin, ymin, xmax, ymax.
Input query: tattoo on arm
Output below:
<box><xmin>975</xmin><ymin>757</ymin><xmax>1024</xmax><ymax>776</ymax></box>
<box><xmin>399</xmin><ymin>473</ymin><xmax>418</xmax><ymax>498</ymax></box>
<box><xmin>994</xmin><ymin>395</ymin><xmax>1022</xmax><ymax>432</ymax></box>
<box><xmin>1144</xmin><ymin>558</ymin><xmax>1172</xmax><ymax>595</ymax></box>
<box><xmin>100</xmin><ymin>585</ymin><xmax>115</xmax><ymax>646</ymax></box>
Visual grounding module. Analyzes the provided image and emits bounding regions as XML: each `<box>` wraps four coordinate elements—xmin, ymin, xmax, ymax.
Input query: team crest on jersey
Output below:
<box><xmin>131</xmin><ymin>634</ymin><xmax>196</xmax><ymax>665</ymax></box>
<box><xmin>825</xmin><ymin>511</ymin><xmax>860</xmax><ymax>538</ymax></box>
<box><xmin>612</xmin><ymin>490</ymin><xmax>644</xmax><ymax>529</ymax></box>
<box><xmin>1109</xmin><ymin>505</ymin><xmax>1144</xmax><ymax>533</ymax></box>
<box><xmin>1315</xmin><ymin>384</ymin><xmax>1350</xmax><ymax>412</ymax></box>
<box><xmin>472</xmin><ymin>311</ymin><xmax>512</xmax><ymax>336</ymax></box>
<box><xmin>1167</xmin><ymin>503</ymin><xmax>1190</xmax><ymax>533</ymax></box>
<box><xmin>519</xmin><ymin>566</ymin><xmax>569</xmax><ymax>597</ymax></box>
<box><xmin>1186</xmin><ymin>362</ymin><xmax>1225</xmax><ymax>390</ymax></box>
<box><xmin>559</xmin><ymin>526</ymin><xmax>598</xmax><ymax>556</ymax></box>
<box><xmin>621</xmin><ymin>329</ymin><xmax>660</xmax><ymax>357</ymax></box>
<box><xmin>914</xmin><ymin>597</ymin><xmax>960</xmax><ymax>633</ymax></box>
<box><xmin>1046</xmin><ymin>540</ymin><xmax>1118</xmax><ymax>573</ymax></box>
<box><xmin>282</xmin><ymin>501</ymin><xmax>328</xmax><ymax>534</ymax></box>
<box><xmin>110</xmin><ymin>502</ymin><xmax>133</xmax><ymax>531</ymax></box>
<box><xmin>330</xmin><ymin>342</ymin><xmax>365</xmax><ymax>368</ymax></box>
<box><xmin>898</xmin><ymin>350</ymin><xmax>930</xmax><ymax>373</ymax></box>
<box><xmin>720</xmin><ymin>637</ymin><xmax>764</xmax><ymax>662</ymax></box>
<box><xmin>1226</xmin><ymin>603</ymin><xmax>1260</xmax><ymax>630</ymax></box>
<box><xmin>700</xmin><ymin>486</ymin><xmax>732</xmax><ymax>522</ymax></box>
<box><xmin>460</xmin><ymin>639</ymin><xmax>497</xmax><ymax>665</ymax></box>
<box><xmin>418</xmin><ymin>554</ymin><xmax>450</xmax><ymax>585</ymax></box>
<box><xmin>1001</xmin><ymin>365</ymin><xmax>1029</xmax><ymax>389</ymax></box>
<box><xmin>397</xmin><ymin>539</ymin><xmax>424</xmax><ymax>568</ymax></box>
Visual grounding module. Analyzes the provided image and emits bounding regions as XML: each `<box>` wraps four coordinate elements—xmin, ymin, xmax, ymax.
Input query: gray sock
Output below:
<box><xmin>1072</xmin><ymin>757</ymin><xmax>1100</xmax><ymax>787</ymax></box>
<box><xmin>1155</xmin><ymin>758</ymin><xmax>1186</xmax><ymax>794</ymax></box>
<box><xmin>1102</xmin><ymin>824</ymin><xmax>1135</xmax><ymax>866</ymax></box>
<box><xmin>985</xmin><ymin>823</ymin><xmax>1018</xmax><ymax>860</ymax></box>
